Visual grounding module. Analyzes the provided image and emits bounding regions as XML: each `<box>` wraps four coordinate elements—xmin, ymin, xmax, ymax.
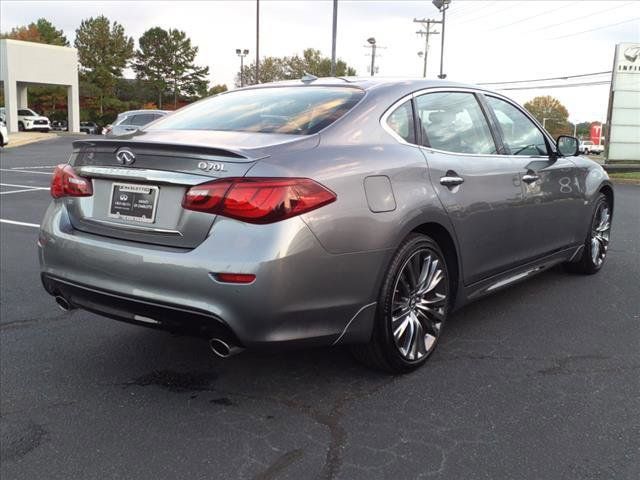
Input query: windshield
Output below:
<box><xmin>148</xmin><ymin>86</ymin><xmax>364</xmax><ymax>135</ymax></box>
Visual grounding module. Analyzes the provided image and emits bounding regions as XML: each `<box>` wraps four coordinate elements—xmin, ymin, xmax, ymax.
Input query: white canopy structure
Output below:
<box><xmin>0</xmin><ymin>39</ymin><xmax>80</xmax><ymax>133</ymax></box>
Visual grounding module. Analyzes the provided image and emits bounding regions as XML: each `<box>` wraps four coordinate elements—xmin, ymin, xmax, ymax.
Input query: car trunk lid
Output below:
<box><xmin>66</xmin><ymin>130</ymin><xmax>318</xmax><ymax>248</ymax></box>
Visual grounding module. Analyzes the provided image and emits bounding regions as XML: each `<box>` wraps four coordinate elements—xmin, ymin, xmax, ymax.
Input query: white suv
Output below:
<box><xmin>0</xmin><ymin>107</ymin><xmax>52</xmax><ymax>132</ymax></box>
<box><xmin>17</xmin><ymin>108</ymin><xmax>51</xmax><ymax>132</ymax></box>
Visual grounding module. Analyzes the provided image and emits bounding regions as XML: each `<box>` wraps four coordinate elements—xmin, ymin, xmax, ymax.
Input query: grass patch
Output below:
<box><xmin>609</xmin><ymin>172</ymin><xmax>640</xmax><ymax>180</ymax></box>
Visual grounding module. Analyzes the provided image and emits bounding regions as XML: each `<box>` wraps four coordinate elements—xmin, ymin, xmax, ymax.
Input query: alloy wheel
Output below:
<box><xmin>391</xmin><ymin>249</ymin><xmax>448</xmax><ymax>361</ymax></box>
<box><xmin>591</xmin><ymin>201</ymin><xmax>611</xmax><ymax>267</ymax></box>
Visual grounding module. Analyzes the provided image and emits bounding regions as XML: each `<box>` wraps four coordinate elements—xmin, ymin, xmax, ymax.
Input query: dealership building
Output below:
<box><xmin>0</xmin><ymin>39</ymin><xmax>80</xmax><ymax>133</ymax></box>
<box><xmin>606</xmin><ymin>42</ymin><xmax>640</xmax><ymax>162</ymax></box>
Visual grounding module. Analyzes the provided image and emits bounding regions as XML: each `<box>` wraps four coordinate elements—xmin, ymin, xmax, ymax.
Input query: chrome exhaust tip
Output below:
<box><xmin>209</xmin><ymin>338</ymin><xmax>243</xmax><ymax>358</ymax></box>
<box><xmin>54</xmin><ymin>295</ymin><xmax>74</xmax><ymax>312</ymax></box>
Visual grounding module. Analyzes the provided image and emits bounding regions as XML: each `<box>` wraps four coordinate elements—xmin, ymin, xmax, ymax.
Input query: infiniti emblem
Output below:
<box><xmin>116</xmin><ymin>148</ymin><xmax>136</xmax><ymax>166</ymax></box>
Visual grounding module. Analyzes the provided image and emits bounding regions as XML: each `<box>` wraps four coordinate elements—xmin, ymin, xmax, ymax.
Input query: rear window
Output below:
<box><xmin>148</xmin><ymin>86</ymin><xmax>364</xmax><ymax>135</ymax></box>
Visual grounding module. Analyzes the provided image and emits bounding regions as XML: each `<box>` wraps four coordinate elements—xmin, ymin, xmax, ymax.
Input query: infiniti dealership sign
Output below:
<box><xmin>606</xmin><ymin>43</ymin><xmax>640</xmax><ymax>162</ymax></box>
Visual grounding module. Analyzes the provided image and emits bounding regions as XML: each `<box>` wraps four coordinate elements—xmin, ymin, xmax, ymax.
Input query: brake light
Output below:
<box><xmin>50</xmin><ymin>164</ymin><xmax>93</xmax><ymax>199</ymax></box>
<box><xmin>182</xmin><ymin>177</ymin><xmax>336</xmax><ymax>224</ymax></box>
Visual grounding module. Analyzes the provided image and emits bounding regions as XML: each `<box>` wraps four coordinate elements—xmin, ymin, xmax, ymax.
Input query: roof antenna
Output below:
<box><xmin>301</xmin><ymin>73</ymin><xmax>318</xmax><ymax>84</ymax></box>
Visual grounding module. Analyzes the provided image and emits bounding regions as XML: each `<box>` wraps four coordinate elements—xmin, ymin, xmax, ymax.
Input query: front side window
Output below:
<box><xmin>386</xmin><ymin>100</ymin><xmax>415</xmax><ymax>143</ymax></box>
<box><xmin>485</xmin><ymin>96</ymin><xmax>548</xmax><ymax>156</ymax></box>
<box><xmin>148</xmin><ymin>86</ymin><xmax>364</xmax><ymax>135</ymax></box>
<box><xmin>415</xmin><ymin>92</ymin><xmax>497</xmax><ymax>154</ymax></box>
<box><xmin>19</xmin><ymin>109</ymin><xmax>37</xmax><ymax>116</ymax></box>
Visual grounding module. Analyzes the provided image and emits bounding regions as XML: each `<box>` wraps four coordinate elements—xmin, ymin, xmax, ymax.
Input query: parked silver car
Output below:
<box><xmin>39</xmin><ymin>78</ymin><xmax>613</xmax><ymax>372</ymax></box>
<box><xmin>104</xmin><ymin>109</ymin><xmax>168</xmax><ymax>136</ymax></box>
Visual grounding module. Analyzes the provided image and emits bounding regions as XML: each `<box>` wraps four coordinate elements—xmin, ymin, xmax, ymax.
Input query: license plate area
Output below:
<box><xmin>108</xmin><ymin>183</ymin><xmax>159</xmax><ymax>224</ymax></box>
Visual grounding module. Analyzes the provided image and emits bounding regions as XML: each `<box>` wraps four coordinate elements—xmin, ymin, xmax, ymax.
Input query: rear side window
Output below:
<box><xmin>386</xmin><ymin>100</ymin><xmax>415</xmax><ymax>143</ymax></box>
<box><xmin>485</xmin><ymin>96</ymin><xmax>548</xmax><ymax>156</ymax></box>
<box><xmin>148</xmin><ymin>86</ymin><xmax>364</xmax><ymax>135</ymax></box>
<box><xmin>415</xmin><ymin>92</ymin><xmax>497</xmax><ymax>154</ymax></box>
<box><xmin>19</xmin><ymin>109</ymin><xmax>35</xmax><ymax>116</ymax></box>
<box><xmin>130</xmin><ymin>114</ymin><xmax>160</xmax><ymax>126</ymax></box>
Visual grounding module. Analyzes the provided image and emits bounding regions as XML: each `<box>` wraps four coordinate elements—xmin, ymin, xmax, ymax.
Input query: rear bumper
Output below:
<box><xmin>41</xmin><ymin>274</ymin><xmax>237</xmax><ymax>340</ymax></box>
<box><xmin>39</xmin><ymin>203</ymin><xmax>387</xmax><ymax>348</ymax></box>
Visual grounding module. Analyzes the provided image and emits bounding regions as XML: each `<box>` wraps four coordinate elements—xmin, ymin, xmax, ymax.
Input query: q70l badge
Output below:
<box><xmin>198</xmin><ymin>161</ymin><xmax>226</xmax><ymax>172</ymax></box>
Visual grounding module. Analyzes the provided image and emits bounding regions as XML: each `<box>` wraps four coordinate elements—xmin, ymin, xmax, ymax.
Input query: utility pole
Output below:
<box><xmin>414</xmin><ymin>19</ymin><xmax>440</xmax><ymax>78</ymax></box>
<box><xmin>255</xmin><ymin>0</ymin><xmax>260</xmax><ymax>84</ymax></box>
<box><xmin>331</xmin><ymin>0</ymin><xmax>338</xmax><ymax>76</ymax></box>
<box><xmin>366</xmin><ymin>37</ymin><xmax>377</xmax><ymax>76</ymax></box>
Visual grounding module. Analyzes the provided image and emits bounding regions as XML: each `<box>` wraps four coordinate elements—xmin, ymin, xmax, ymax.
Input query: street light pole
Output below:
<box><xmin>255</xmin><ymin>0</ymin><xmax>260</xmax><ymax>84</ymax></box>
<box><xmin>236</xmin><ymin>49</ymin><xmax>249</xmax><ymax>87</ymax></box>
<box><xmin>431</xmin><ymin>0</ymin><xmax>451</xmax><ymax>79</ymax></box>
<box><xmin>367</xmin><ymin>37</ymin><xmax>377</xmax><ymax>76</ymax></box>
<box><xmin>331</xmin><ymin>0</ymin><xmax>338</xmax><ymax>76</ymax></box>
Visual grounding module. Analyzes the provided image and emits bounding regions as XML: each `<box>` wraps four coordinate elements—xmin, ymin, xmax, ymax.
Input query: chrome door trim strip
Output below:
<box><xmin>81</xmin><ymin>217</ymin><xmax>184</xmax><ymax>236</ymax></box>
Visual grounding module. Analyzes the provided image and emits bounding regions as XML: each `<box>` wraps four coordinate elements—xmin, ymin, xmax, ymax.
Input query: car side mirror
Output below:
<box><xmin>556</xmin><ymin>135</ymin><xmax>579</xmax><ymax>157</ymax></box>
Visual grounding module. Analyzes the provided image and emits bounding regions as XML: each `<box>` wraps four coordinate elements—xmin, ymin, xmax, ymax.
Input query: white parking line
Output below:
<box><xmin>1</xmin><ymin>183</ymin><xmax>49</xmax><ymax>190</ymax></box>
<box><xmin>1</xmin><ymin>188</ymin><xmax>46</xmax><ymax>195</ymax></box>
<box><xmin>10</xmin><ymin>166</ymin><xmax>57</xmax><ymax>170</ymax></box>
<box><xmin>0</xmin><ymin>219</ymin><xmax>40</xmax><ymax>228</ymax></box>
<box><xmin>0</xmin><ymin>168</ymin><xmax>52</xmax><ymax>176</ymax></box>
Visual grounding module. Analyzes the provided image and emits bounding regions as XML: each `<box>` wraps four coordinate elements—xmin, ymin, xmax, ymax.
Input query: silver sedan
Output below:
<box><xmin>39</xmin><ymin>78</ymin><xmax>613</xmax><ymax>372</ymax></box>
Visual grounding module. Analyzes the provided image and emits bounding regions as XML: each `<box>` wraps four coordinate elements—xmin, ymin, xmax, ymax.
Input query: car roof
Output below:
<box><xmin>230</xmin><ymin>77</ymin><xmax>502</xmax><ymax>100</ymax></box>
<box><xmin>118</xmin><ymin>110</ymin><xmax>169</xmax><ymax>116</ymax></box>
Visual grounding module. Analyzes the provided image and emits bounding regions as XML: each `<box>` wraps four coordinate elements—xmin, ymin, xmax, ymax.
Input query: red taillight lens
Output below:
<box><xmin>213</xmin><ymin>273</ymin><xmax>256</xmax><ymax>284</ymax></box>
<box><xmin>182</xmin><ymin>177</ymin><xmax>336</xmax><ymax>224</ymax></box>
<box><xmin>51</xmin><ymin>164</ymin><xmax>93</xmax><ymax>199</ymax></box>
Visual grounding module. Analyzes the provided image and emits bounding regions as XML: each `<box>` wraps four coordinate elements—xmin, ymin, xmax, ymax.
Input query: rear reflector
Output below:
<box><xmin>213</xmin><ymin>273</ymin><xmax>256</xmax><ymax>284</ymax></box>
<box><xmin>51</xmin><ymin>164</ymin><xmax>93</xmax><ymax>199</ymax></box>
<box><xmin>182</xmin><ymin>177</ymin><xmax>336</xmax><ymax>224</ymax></box>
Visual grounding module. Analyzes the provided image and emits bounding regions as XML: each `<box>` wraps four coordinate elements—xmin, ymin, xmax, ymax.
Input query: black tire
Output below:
<box><xmin>565</xmin><ymin>193</ymin><xmax>611</xmax><ymax>275</ymax></box>
<box><xmin>351</xmin><ymin>233</ymin><xmax>450</xmax><ymax>373</ymax></box>
<box><xmin>18</xmin><ymin>122</ymin><xmax>25</xmax><ymax>132</ymax></box>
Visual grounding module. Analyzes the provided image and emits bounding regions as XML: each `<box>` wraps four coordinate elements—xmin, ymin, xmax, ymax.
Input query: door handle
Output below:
<box><xmin>440</xmin><ymin>175</ymin><xmax>464</xmax><ymax>187</ymax></box>
<box><xmin>522</xmin><ymin>174</ymin><xmax>540</xmax><ymax>184</ymax></box>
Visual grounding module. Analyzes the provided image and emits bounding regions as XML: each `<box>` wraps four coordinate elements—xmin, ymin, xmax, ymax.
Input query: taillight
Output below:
<box><xmin>51</xmin><ymin>164</ymin><xmax>93</xmax><ymax>199</ymax></box>
<box><xmin>182</xmin><ymin>177</ymin><xmax>336</xmax><ymax>224</ymax></box>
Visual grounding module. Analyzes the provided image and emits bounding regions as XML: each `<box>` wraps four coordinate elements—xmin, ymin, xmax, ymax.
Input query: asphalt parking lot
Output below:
<box><xmin>1</xmin><ymin>137</ymin><xmax>639</xmax><ymax>479</ymax></box>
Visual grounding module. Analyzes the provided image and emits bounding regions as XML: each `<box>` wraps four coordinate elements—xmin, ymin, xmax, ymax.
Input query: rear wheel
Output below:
<box><xmin>565</xmin><ymin>193</ymin><xmax>611</xmax><ymax>274</ymax></box>
<box><xmin>351</xmin><ymin>234</ymin><xmax>450</xmax><ymax>373</ymax></box>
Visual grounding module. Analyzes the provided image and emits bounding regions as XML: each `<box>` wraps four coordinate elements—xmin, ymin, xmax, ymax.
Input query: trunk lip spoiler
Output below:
<box><xmin>71</xmin><ymin>139</ymin><xmax>265</xmax><ymax>162</ymax></box>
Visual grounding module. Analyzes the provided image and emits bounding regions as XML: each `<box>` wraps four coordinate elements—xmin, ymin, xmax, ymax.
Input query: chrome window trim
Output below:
<box><xmin>77</xmin><ymin>166</ymin><xmax>209</xmax><ymax>186</ymax></box>
<box><xmin>380</xmin><ymin>86</ymin><xmax>556</xmax><ymax>159</ymax></box>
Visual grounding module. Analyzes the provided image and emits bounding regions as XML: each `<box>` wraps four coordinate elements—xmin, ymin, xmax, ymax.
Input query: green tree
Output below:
<box><xmin>523</xmin><ymin>95</ymin><xmax>571</xmax><ymax>137</ymax></box>
<box><xmin>133</xmin><ymin>27</ymin><xmax>170</xmax><ymax>108</ymax></box>
<box><xmin>1</xmin><ymin>18</ymin><xmax>68</xmax><ymax>45</ymax></box>
<box><xmin>74</xmin><ymin>16</ymin><xmax>134</xmax><ymax>115</ymax></box>
<box><xmin>34</xmin><ymin>18</ymin><xmax>69</xmax><ymax>46</ymax></box>
<box><xmin>235</xmin><ymin>48</ymin><xmax>357</xmax><ymax>87</ymax></box>
<box><xmin>208</xmin><ymin>84</ymin><xmax>228</xmax><ymax>96</ymax></box>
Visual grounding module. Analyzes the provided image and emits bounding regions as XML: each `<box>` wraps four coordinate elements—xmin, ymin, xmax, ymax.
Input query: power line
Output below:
<box><xmin>478</xmin><ymin>71</ymin><xmax>612</xmax><ymax>86</ymax></box>
<box><xmin>454</xmin><ymin>1</ymin><xmax>525</xmax><ymax>25</ymax></box>
<box><xmin>550</xmin><ymin>17</ymin><xmax>640</xmax><ymax>40</ymax></box>
<box><xmin>527</xmin><ymin>1</ymin><xmax>635</xmax><ymax>33</ymax></box>
<box><xmin>496</xmin><ymin>81</ymin><xmax>611</xmax><ymax>91</ymax></box>
<box><xmin>486</xmin><ymin>3</ymin><xmax>573</xmax><ymax>33</ymax></box>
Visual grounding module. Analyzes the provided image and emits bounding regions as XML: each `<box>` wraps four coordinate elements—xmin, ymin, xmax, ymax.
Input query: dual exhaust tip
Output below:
<box><xmin>55</xmin><ymin>295</ymin><xmax>242</xmax><ymax>359</ymax></box>
<box><xmin>55</xmin><ymin>295</ymin><xmax>74</xmax><ymax>312</ymax></box>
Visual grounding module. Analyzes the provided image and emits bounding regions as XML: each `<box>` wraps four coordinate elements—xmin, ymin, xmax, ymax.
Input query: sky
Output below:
<box><xmin>1</xmin><ymin>0</ymin><xmax>639</xmax><ymax>123</ymax></box>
